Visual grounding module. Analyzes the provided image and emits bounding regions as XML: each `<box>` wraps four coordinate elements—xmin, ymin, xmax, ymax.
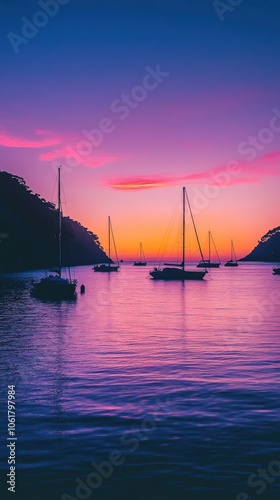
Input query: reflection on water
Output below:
<box><xmin>0</xmin><ymin>264</ymin><xmax>280</xmax><ymax>499</ymax></box>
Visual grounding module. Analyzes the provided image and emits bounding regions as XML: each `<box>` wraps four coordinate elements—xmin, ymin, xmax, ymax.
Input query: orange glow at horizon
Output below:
<box><xmin>20</xmin><ymin>164</ymin><xmax>279</xmax><ymax>266</ymax></box>
<box><xmin>75</xmin><ymin>182</ymin><xmax>277</xmax><ymax>263</ymax></box>
<box><xmin>87</xmin><ymin>223</ymin><xmax>260</xmax><ymax>263</ymax></box>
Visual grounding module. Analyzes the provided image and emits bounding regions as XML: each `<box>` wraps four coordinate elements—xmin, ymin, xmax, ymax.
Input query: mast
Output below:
<box><xmin>210</xmin><ymin>232</ymin><xmax>221</xmax><ymax>263</ymax></box>
<box><xmin>108</xmin><ymin>216</ymin><xmax>111</xmax><ymax>269</ymax></box>
<box><xmin>140</xmin><ymin>242</ymin><xmax>142</xmax><ymax>261</ymax></box>
<box><xmin>208</xmin><ymin>230</ymin><xmax>211</xmax><ymax>262</ymax></box>
<box><xmin>185</xmin><ymin>189</ymin><xmax>206</xmax><ymax>264</ymax></box>
<box><xmin>58</xmin><ymin>166</ymin><xmax>62</xmax><ymax>277</ymax></box>
<box><xmin>141</xmin><ymin>242</ymin><xmax>146</xmax><ymax>263</ymax></box>
<box><xmin>232</xmin><ymin>240</ymin><xmax>237</xmax><ymax>262</ymax></box>
<box><xmin>182</xmin><ymin>187</ymin><xmax>185</xmax><ymax>270</ymax></box>
<box><xmin>231</xmin><ymin>239</ymin><xmax>233</xmax><ymax>261</ymax></box>
<box><xmin>111</xmin><ymin>220</ymin><xmax>119</xmax><ymax>266</ymax></box>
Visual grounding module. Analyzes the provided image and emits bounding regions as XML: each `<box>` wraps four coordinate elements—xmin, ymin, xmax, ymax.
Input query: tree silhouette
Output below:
<box><xmin>0</xmin><ymin>170</ymin><xmax>109</xmax><ymax>272</ymax></box>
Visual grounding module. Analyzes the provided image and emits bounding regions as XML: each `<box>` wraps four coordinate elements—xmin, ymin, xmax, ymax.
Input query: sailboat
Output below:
<box><xmin>93</xmin><ymin>216</ymin><xmax>119</xmax><ymax>272</ymax></box>
<box><xmin>133</xmin><ymin>242</ymin><xmax>147</xmax><ymax>266</ymax></box>
<box><xmin>197</xmin><ymin>231</ymin><xmax>221</xmax><ymax>268</ymax></box>
<box><xmin>150</xmin><ymin>187</ymin><xmax>207</xmax><ymax>280</ymax></box>
<box><xmin>32</xmin><ymin>167</ymin><xmax>77</xmax><ymax>299</ymax></box>
<box><xmin>273</xmin><ymin>267</ymin><xmax>280</xmax><ymax>275</ymax></box>
<box><xmin>224</xmin><ymin>240</ymin><xmax>238</xmax><ymax>267</ymax></box>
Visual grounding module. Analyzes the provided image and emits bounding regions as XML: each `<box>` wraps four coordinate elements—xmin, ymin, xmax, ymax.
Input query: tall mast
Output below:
<box><xmin>185</xmin><ymin>189</ymin><xmax>206</xmax><ymax>263</ymax></box>
<box><xmin>232</xmin><ymin>240</ymin><xmax>236</xmax><ymax>262</ymax></box>
<box><xmin>111</xmin><ymin>221</ymin><xmax>119</xmax><ymax>266</ymax></box>
<box><xmin>182</xmin><ymin>187</ymin><xmax>185</xmax><ymax>270</ymax></box>
<box><xmin>108</xmin><ymin>216</ymin><xmax>111</xmax><ymax>269</ymax></box>
<box><xmin>208</xmin><ymin>230</ymin><xmax>211</xmax><ymax>262</ymax></box>
<box><xmin>231</xmin><ymin>239</ymin><xmax>233</xmax><ymax>260</ymax></box>
<box><xmin>58</xmin><ymin>166</ymin><xmax>62</xmax><ymax>276</ymax></box>
<box><xmin>142</xmin><ymin>243</ymin><xmax>146</xmax><ymax>263</ymax></box>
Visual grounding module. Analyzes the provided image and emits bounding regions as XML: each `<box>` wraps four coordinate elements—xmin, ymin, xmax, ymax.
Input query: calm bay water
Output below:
<box><xmin>1</xmin><ymin>263</ymin><xmax>280</xmax><ymax>500</ymax></box>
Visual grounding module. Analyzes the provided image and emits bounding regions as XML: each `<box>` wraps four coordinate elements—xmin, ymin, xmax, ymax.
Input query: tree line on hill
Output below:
<box><xmin>240</xmin><ymin>226</ymin><xmax>280</xmax><ymax>262</ymax></box>
<box><xmin>0</xmin><ymin>171</ymin><xmax>109</xmax><ymax>272</ymax></box>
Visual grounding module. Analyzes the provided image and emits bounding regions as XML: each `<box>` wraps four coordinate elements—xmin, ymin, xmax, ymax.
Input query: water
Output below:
<box><xmin>0</xmin><ymin>263</ymin><xmax>280</xmax><ymax>500</ymax></box>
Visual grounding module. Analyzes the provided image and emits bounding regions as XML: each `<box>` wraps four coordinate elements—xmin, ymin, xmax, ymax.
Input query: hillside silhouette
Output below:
<box><xmin>0</xmin><ymin>171</ymin><xmax>109</xmax><ymax>272</ymax></box>
<box><xmin>240</xmin><ymin>226</ymin><xmax>280</xmax><ymax>262</ymax></box>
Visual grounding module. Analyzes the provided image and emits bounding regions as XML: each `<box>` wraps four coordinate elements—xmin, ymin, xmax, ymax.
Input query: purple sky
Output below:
<box><xmin>1</xmin><ymin>0</ymin><xmax>280</xmax><ymax>258</ymax></box>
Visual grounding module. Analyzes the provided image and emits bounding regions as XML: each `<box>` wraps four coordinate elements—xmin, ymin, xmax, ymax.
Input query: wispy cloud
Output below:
<box><xmin>0</xmin><ymin>129</ymin><xmax>61</xmax><ymax>148</ymax></box>
<box><xmin>106</xmin><ymin>176</ymin><xmax>177</xmax><ymax>190</ymax></box>
<box><xmin>39</xmin><ymin>148</ymin><xmax>121</xmax><ymax>169</ymax></box>
<box><xmin>0</xmin><ymin>127</ymin><xmax>120</xmax><ymax>169</ymax></box>
<box><xmin>106</xmin><ymin>151</ymin><xmax>280</xmax><ymax>190</ymax></box>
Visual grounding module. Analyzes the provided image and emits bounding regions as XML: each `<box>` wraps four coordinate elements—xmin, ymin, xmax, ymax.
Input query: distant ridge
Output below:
<box><xmin>240</xmin><ymin>226</ymin><xmax>280</xmax><ymax>262</ymax></box>
<box><xmin>0</xmin><ymin>171</ymin><xmax>110</xmax><ymax>272</ymax></box>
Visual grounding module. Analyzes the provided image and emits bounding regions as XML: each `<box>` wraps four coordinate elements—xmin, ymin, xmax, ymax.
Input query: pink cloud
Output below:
<box><xmin>0</xmin><ymin>127</ymin><xmax>119</xmax><ymax>169</ymax></box>
<box><xmin>106</xmin><ymin>150</ymin><xmax>280</xmax><ymax>191</ymax></box>
<box><xmin>39</xmin><ymin>147</ymin><xmax>120</xmax><ymax>169</ymax></box>
<box><xmin>39</xmin><ymin>150</ymin><xmax>65</xmax><ymax>161</ymax></box>
<box><xmin>83</xmin><ymin>155</ymin><xmax>120</xmax><ymax>168</ymax></box>
<box><xmin>233</xmin><ymin>152</ymin><xmax>280</xmax><ymax>178</ymax></box>
<box><xmin>106</xmin><ymin>176</ymin><xmax>176</xmax><ymax>191</ymax></box>
<box><xmin>0</xmin><ymin>129</ymin><xmax>62</xmax><ymax>148</ymax></box>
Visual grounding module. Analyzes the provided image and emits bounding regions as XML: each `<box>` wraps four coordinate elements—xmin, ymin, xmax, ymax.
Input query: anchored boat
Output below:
<box><xmin>225</xmin><ymin>240</ymin><xmax>238</xmax><ymax>267</ymax></box>
<box><xmin>93</xmin><ymin>216</ymin><xmax>119</xmax><ymax>273</ymax></box>
<box><xmin>150</xmin><ymin>187</ymin><xmax>207</xmax><ymax>281</ymax></box>
<box><xmin>31</xmin><ymin>167</ymin><xmax>77</xmax><ymax>299</ymax></box>
<box><xmin>134</xmin><ymin>242</ymin><xmax>147</xmax><ymax>266</ymax></box>
<box><xmin>197</xmin><ymin>231</ymin><xmax>221</xmax><ymax>268</ymax></box>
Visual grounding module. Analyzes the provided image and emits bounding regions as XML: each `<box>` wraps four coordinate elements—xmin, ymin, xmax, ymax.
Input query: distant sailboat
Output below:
<box><xmin>32</xmin><ymin>167</ymin><xmax>77</xmax><ymax>299</ymax></box>
<box><xmin>225</xmin><ymin>240</ymin><xmax>238</xmax><ymax>267</ymax></box>
<box><xmin>273</xmin><ymin>267</ymin><xmax>280</xmax><ymax>275</ymax></box>
<box><xmin>93</xmin><ymin>216</ymin><xmax>119</xmax><ymax>272</ymax></box>
<box><xmin>150</xmin><ymin>187</ymin><xmax>207</xmax><ymax>280</ymax></box>
<box><xmin>197</xmin><ymin>231</ymin><xmax>221</xmax><ymax>268</ymax></box>
<box><xmin>133</xmin><ymin>242</ymin><xmax>147</xmax><ymax>266</ymax></box>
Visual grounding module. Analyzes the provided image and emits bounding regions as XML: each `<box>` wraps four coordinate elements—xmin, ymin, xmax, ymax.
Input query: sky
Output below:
<box><xmin>0</xmin><ymin>0</ymin><xmax>280</xmax><ymax>260</ymax></box>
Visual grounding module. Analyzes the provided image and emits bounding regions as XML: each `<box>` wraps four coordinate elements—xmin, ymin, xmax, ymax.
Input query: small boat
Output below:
<box><xmin>133</xmin><ymin>242</ymin><xmax>147</xmax><ymax>266</ymax></box>
<box><xmin>93</xmin><ymin>216</ymin><xmax>119</xmax><ymax>272</ymax></box>
<box><xmin>273</xmin><ymin>266</ymin><xmax>280</xmax><ymax>275</ymax></box>
<box><xmin>197</xmin><ymin>231</ymin><xmax>221</xmax><ymax>268</ymax></box>
<box><xmin>32</xmin><ymin>167</ymin><xmax>77</xmax><ymax>299</ymax></box>
<box><xmin>225</xmin><ymin>240</ymin><xmax>238</xmax><ymax>267</ymax></box>
<box><xmin>150</xmin><ymin>187</ymin><xmax>207</xmax><ymax>281</ymax></box>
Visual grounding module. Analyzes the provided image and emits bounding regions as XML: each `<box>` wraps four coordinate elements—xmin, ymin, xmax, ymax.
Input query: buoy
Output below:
<box><xmin>80</xmin><ymin>284</ymin><xmax>85</xmax><ymax>294</ymax></box>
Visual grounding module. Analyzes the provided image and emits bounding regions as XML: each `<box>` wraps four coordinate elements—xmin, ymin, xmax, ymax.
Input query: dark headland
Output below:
<box><xmin>240</xmin><ymin>226</ymin><xmax>280</xmax><ymax>262</ymax></box>
<box><xmin>1</xmin><ymin>171</ymin><xmax>279</xmax><ymax>271</ymax></box>
<box><xmin>0</xmin><ymin>171</ymin><xmax>109</xmax><ymax>272</ymax></box>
